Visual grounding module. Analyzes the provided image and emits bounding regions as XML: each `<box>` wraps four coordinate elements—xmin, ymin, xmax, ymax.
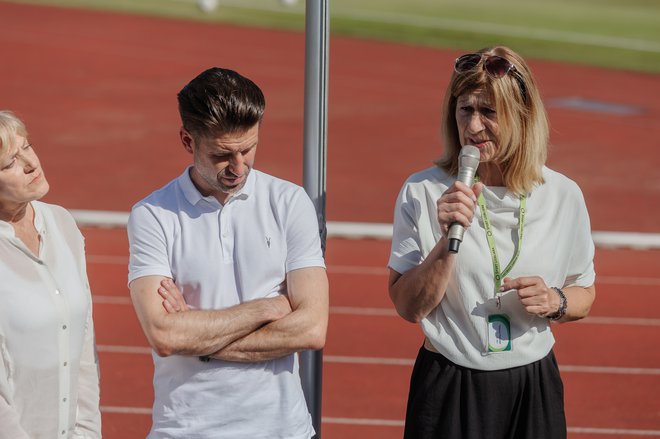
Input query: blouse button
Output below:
<box><xmin>62</xmin><ymin>325</ymin><xmax>67</xmax><ymax>330</ymax></box>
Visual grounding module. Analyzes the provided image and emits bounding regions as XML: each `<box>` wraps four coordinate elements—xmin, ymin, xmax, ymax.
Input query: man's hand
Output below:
<box><xmin>158</xmin><ymin>279</ymin><xmax>189</xmax><ymax>313</ymax></box>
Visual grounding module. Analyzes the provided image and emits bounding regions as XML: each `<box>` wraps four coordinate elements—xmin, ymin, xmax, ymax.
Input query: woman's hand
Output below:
<box><xmin>500</xmin><ymin>276</ymin><xmax>559</xmax><ymax>317</ymax></box>
<box><xmin>436</xmin><ymin>181</ymin><xmax>484</xmax><ymax>237</ymax></box>
<box><xmin>158</xmin><ymin>278</ymin><xmax>189</xmax><ymax>313</ymax></box>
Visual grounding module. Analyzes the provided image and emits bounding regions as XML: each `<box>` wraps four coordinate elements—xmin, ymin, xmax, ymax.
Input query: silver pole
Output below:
<box><xmin>301</xmin><ymin>0</ymin><xmax>329</xmax><ymax>438</ymax></box>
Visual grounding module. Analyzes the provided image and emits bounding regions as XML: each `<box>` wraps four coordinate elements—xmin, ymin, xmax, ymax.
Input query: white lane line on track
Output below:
<box><xmin>93</xmin><ymin>296</ymin><xmax>131</xmax><ymax>304</ymax></box>
<box><xmin>596</xmin><ymin>276</ymin><xmax>660</xmax><ymax>286</ymax></box>
<box><xmin>330</xmin><ymin>306</ymin><xmax>397</xmax><ymax>316</ymax></box>
<box><xmin>325</xmin><ymin>355</ymin><xmax>413</xmax><ymax>366</ymax></box>
<box><xmin>91</xmin><ymin>296</ymin><xmax>660</xmax><ymax>326</ymax></box>
<box><xmin>98</xmin><ymin>345</ymin><xmax>151</xmax><ymax>354</ymax></box>
<box><xmin>101</xmin><ymin>406</ymin><xmax>151</xmax><ymax>415</ymax></box>
<box><xmin>73</xmin><ymin>210</ymin><xmax>660</xmax><ymax>250</ymax></box>
<box><xmin>567</xmin><ymin>427</ymin><xmax>660</xmax><ymax>436</ymax></box>
<box><xmin>578</xmin><ymin>316</ymin><xmax>660</xmax><ymax>326</ymax></box>
<box><xmin>96</xmin><ymin>345</ymin><xmax>660</xmax><ymax>375</ymax></box>
<box><xmin>86</xmin><ymin>255</ymin><xmax>128</xmax><ymax>264</ymax></box>
<box><xmin>98</xmin><ymin>405</ymin><xmax>660</xmax><ymax>435</ymax></box>
<box><xmin>328</xmin><ymin>307</ymin><xmax>660</xmax><ymax>326</ymax></box>
<box><xmin>560</xmin><ymin>365</ymin><xmax>660</xmax><ymax>375</ymax></box>
<box><xmin>86</xmin><ymin>256</ymin><xmax>660</xmax><ymax>287</ymax></box>
<box><xmin>322</xmin><ymin>416</ymin><xmax>404</xmax><ymax>427</ymax></box>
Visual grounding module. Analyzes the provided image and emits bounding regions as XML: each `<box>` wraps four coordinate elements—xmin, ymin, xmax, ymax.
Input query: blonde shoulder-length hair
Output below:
<box><xmin>0</xmin><ymin>110</ymin><xmax>28</xmax><ymax>157</ymax></box>
<box><xmin>435</xmin><ymin>46</ymin><xmax>548</xmax><ymax>195</ymax></box>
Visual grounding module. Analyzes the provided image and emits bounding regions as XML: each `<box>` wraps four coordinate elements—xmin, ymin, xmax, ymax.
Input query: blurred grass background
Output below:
<box><xmin>5</xmin><ymin>0</ymin><xmax>660</xmax><ymax>73</ymax></box>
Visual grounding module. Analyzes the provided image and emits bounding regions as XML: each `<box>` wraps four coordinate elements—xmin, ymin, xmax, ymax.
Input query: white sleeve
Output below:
<box><xmin>388</xmin><ymin>183</ymin><xmax>424</xmax><ymax>275</ymax></box>
<box><xmin>73</xmin><ymin>306</ymin><xmax>101</xmax><ymax>438</ymax></box>
<box><xmin>0</xmin><ymin>400</ymin><xmax>30</xmax><ymax>439</ymax></box>
<box><xmin>128</xmin><ymin>203</ymin><xmax>173</xmax><ymax>285</ymax></box>
<box><xmin>564</xmin><ymin>185</ymin><xmax>596</xmax><ymax>288</ymax></box>
<box><xmin>0</xmin><ymin>335</ymin><xmax>30</xmax><ymax>439</ymax></box>
<box><xmin>284</xmin><ymin>189</ymin><xmax>325</xmax><ymax>272</ymax></box>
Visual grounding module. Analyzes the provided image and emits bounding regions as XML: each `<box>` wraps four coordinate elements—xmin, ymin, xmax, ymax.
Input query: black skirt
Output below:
<box><xmin>404</xmin><ymin>346</ymin><xmax>567</xmax><ymax>439</ymax></box>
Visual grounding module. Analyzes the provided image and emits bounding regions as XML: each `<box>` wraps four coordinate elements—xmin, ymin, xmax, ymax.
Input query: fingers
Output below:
<box><xmin>159</xmin><ymin>278</ymin><xmax>189</xmax><ymax>313</ymax></box>
<box><xmin>472</xmin><ymin>182</ymin><xmax>484</xmax><ymax>199</ymax></box>
<box><xmin>500</xmin><ymin>276</ymin><xmax>555</xmax><ymax>317</ymax></box>
<box><xmin>161</xmin><ymin>298</ymin><xmax>177</xmax><ymax>314</ymax></box>
<box><xmin>437</xmin><ymin>181</ymin><xmax>480</xmax><ymax>235</ymax></box>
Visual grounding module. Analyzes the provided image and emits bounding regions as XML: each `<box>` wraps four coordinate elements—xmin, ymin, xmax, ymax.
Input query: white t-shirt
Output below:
<box><xmin>128</xmin><ymin>167</ymin><xmax>325</xmax><ymax>439</ymax></box>
<box><xmin>389</xmin><ymin>166</ymin><xmax>595</xmax><ymax>370</ymax></box>
<box><xmin>0</xmin><ymin>201</ymin><xmax>101</xmax><ymax>439</ymax></box>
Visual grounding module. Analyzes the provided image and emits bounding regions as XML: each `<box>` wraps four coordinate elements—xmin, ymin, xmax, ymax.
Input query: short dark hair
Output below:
<box><xmin>177</xmin><ymin>67</ymin><xmax>266</xmax><ymax>139</ymax></box>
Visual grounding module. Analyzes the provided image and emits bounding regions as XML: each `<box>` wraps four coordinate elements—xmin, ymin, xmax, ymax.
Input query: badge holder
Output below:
<box><xmin>486</xmin><ymin>294</ymin><xmax>512</xmax><ymax>353</ymax></box>
<box><xmin>487</xmin><ymin>313</ymin><xmax>512</xmax><ymax>352</ymax></box>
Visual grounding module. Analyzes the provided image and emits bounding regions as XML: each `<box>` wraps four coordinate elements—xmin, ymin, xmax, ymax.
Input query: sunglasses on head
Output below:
<box><xmin>454</xmin><ymin>52</ymin><xmax>528</xmax><ymax>101</ymax></box>
<box><xmin>454</xmin><ymin>53</ymin><xmax>517</xmax><ymax>78</ymax></box>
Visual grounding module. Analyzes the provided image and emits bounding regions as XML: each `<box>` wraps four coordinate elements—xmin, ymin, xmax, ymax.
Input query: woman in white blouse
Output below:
<box><xmin>0</xmin><ymin>111</ymin><xmax>101</xmax><ymax>438</ymax></box>
<box><xmin>388</xmin><ymin>47</ymin><xmax>596</xmax><ymax>438</ymax></box>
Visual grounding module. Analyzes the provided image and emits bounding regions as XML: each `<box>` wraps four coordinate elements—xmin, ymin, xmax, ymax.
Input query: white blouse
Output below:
<box><xmin>0</xmin><ymin>201</ymin><xmax>101</xmax><ymax>438</ymax></box>
<box><xmin>389</xmin><ymin>166</ymin><xmax>595</xmax><ymax>370</ymax></box>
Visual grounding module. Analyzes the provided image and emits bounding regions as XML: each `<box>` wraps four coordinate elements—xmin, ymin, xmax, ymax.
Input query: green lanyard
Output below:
<box><xmin>476</xmin><ymin>190</ymin><xmax>526</xmax><ymax>299</ymax></box>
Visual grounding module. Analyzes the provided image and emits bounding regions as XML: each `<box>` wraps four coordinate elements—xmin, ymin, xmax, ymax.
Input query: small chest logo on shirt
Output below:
<box><xmin>266</xmin><ymin>237</ymin><xmax>271</xmax><ymax>248</ymax></box>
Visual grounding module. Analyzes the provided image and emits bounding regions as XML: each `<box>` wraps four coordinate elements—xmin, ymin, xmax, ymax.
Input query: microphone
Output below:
<box><xmin>447</xmin><ymin>145</ymin><xmax>480</xmax><ymax>253</ymax></box>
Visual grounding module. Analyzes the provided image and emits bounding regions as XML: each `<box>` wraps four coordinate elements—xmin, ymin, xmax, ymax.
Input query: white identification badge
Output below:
<box><xmin>487</xmin><ymin>314</ymin><xmax>512</xmax><ymax>353</ymax></box>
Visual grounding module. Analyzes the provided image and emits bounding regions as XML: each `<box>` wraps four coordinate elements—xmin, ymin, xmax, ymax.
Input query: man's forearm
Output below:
<box><xmin>145</xmin><ymin>296</ymin><xmax>291</xmax><ymax>357</ymax></box>
<box><xmin>208</xmin><ymin>307</ymin><xmax>326</xmax><ymax>362</ymax></box>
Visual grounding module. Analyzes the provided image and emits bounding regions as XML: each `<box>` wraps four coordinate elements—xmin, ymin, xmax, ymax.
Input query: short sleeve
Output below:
<box><xmin>388</xmin><ymin>183</ymin><xmax>424</xmax><ymax>275</ymax></box>
<box><xmin>564</xmin><ymin>185</ymin><xmax>596</xmax><ymax>288</ymax></box>
<box><xmin>284</xmin><ymin>189</ymin><xmax>325</xmax><ymax>272</ymax></box>
<box><xmin>127</xmin><ymin>203</ymin><xmax>173</xmax><ymax>285</ymax></box>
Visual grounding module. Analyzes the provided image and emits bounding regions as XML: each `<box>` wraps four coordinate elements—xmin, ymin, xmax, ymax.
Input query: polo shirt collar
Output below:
<box><xmin>178</xmin><ymin>166</ymin><xmax>255</xmax><ymax>206</ymax></box>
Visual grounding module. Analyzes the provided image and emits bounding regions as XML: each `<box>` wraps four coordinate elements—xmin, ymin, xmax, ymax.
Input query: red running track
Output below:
<box><xmin>84</xmin><ymin>228</ymin><xmax>660</xmax><ymax>438</ymax></box>
<box><xmin>0</xmin><ymin>2</ymin><xmax>658</xmax><ymax>437</ymax></box>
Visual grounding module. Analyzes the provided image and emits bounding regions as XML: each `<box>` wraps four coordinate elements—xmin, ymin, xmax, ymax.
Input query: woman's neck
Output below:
<box><xmin>477</xmin><ymin>162</ymin><xmax>504</xmax><ymax>187</ymax></box>
<box><xmin>3</xmin><ymin>202</ymin><xmax>40</xmax><ymax>256</ymax></box>
<box><xmin>0</xmin><ymin>201</ymin><xmax>31</xmax><ymax>224</ymax></box>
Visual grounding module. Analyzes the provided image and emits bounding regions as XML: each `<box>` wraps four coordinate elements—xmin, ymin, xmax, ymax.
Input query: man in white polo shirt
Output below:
<box><xmin>127</xmin><ymin>67</ymin><xmax>329</xmax><ymax>439</ymax></box>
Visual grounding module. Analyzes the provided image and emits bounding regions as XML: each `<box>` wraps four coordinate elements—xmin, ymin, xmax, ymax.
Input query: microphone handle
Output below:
<box><xmin>448</xmin><ymin>237</ymin><xmax>461</xmax><ymax>253</ymax></box>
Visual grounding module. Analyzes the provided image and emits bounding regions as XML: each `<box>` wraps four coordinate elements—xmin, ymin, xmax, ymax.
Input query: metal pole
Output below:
<box><xmin>301</xmin><ymin>0</ymin><xmax>329</xmax><ymax>438</ymax></box>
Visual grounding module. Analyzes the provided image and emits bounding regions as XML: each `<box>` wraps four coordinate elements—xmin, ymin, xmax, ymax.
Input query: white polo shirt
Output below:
<box><xmin>389</xmin><ymin>166</ymin><xmax>595</xmax><ymax>371</ymax></box>
<box><xmin>128</xmin><ymin>167</ymin><xmax>325</xmax><ymax>439</ymax></box>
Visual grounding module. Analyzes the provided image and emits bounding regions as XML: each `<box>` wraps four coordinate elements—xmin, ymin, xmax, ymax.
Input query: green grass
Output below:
<box><xmin>6</xmin><ymin>0</ymin><xmax>660</xmax><ymax>73</ymax></box>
